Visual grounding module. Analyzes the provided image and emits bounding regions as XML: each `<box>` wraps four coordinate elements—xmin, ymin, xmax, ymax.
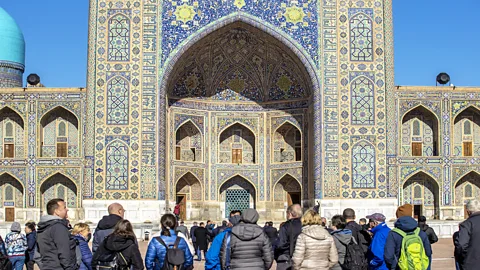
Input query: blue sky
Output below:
<box><xmin>2</xmin><ymin>1</ymin><xmax>479</xmax><ymax>87</ymax></box>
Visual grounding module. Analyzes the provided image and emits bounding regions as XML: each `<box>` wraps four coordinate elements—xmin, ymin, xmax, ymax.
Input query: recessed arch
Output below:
<box><xmin>40</xmin><ymin>172</ymin><xmax>78</xmax><ymax>209</ymax></box>
<box><xmin>219</xmin><ymin>175</ymin><xmax>257</xmax><ymax>217</ymax></box>
<box><xmin>175</xmin><ymin>172</ymin><xmax>203</xmax><ymax>201</ymax></box>
<box><xmin>39</xmin><ymin>106</ymin><xmax>79</xmax><ymax>158</ymax></box>
<box><xmin>40</xmin><ymin>106</ymin><xmax>79</xmax><ymax>128</ymax></box>
<box><xmin>0</xmin><ymin>106</ymin><xmax>24</xmax><ymax>128</ymax></box>
<box><xmin>351</xmin><ymin>140</ymin><xmax>376</xmax><ymax>188</ymax></box>
<box><xmin>0</xmin><ymin>106</ymin><xmax>25</xmax><ymax>158</ymax></box>
<box><xmin>175</xmin><ymin>120</ymin><xmax>203</xmax><ymax>162</ymax></box>
<box><xmin>273</xmin><ymin>173</ymin><xmax>302</xmax><ymax>203</ymax></box>
<box><xmin>454</xmin><ymin>105</ymin><xmax>480</xmax><ymax>120</ymax></box>
<box><xmin>273</xmin><ymin>122</ymin><xmax>302</xmax><ymax>163</ymax></box>
<box><xmin>219</xmin><ymin>122</ymin><xmax>256</xmax><ymax>164</ymax></box>
<box><xmin>402</xmin><ymin>171</ymin><xmax>440</xmax><ymax>219</ymax></box>
<box><xmin>454</xmin><ymin>171</ymin><xmax>480</xmax><ymax>207</ymax></box>
<box><xmin>105</xmin><ymin>140</ymin><xmax>129</xmax><ymax>191</ymax></box>
<box><xmin>401</xmin><ymin>105</ymin><xmax>439</xmax><ymax>157</ymax></box>
<box><xmin>0</xmin><ymin>172</ymin><xmax>25</xmax><ymax>209</ymax></box>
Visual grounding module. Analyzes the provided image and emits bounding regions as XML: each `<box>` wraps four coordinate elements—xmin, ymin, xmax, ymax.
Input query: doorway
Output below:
<box><xmin>176</xmin><ymin>195</ymin><xmax>187</xmax><ymax>221</ymax></box>
<box><xmin>413</xmin><ymin>205</ymin><xmax>422</xmax><ymax>219</ymax></box>
<box><xmin>287</xmin><ymin>192</ymin><xmax>301</xmax><ymax>206</ymax></box>
<box><xmin>5</xmin><ymin>208</ymin><xmax>14</xmax><ymax>222</ymax></box>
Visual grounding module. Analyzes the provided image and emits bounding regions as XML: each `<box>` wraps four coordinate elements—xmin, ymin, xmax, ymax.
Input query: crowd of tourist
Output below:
<box><xmin>0</xmin><ymin>198</ymin><xmax>478</xmax><ymax>269</ymax></box>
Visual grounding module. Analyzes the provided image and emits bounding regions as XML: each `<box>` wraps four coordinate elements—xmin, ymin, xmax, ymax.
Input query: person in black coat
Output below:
<box><xmin>456</xmin><ymin>199</ymin><xmax>480</xmax><ymax>270</ymax></box>
<box><xmin>190</xmin><ymin>222</ymin><xmax>199</xmax><ymax>256</ymax></box>
<box><xmin>213</xmin><ymin>220</ymin><xmax>228</xmax><ymax>238</ymax></box>
<box><xmin>24</xmin><ymin>222</ymin><xmax>38</xmax><ymax>270</ymax></box>
<box><xmin>263</xmin><ymin>221</ymin><xmax>278</xmax><ymax>249</ymax></box>
<box><xmin>275</xmin><ymin>204</ymin><xmax>303</xmax><ymax>270</ymax></box>
<box><xmin>91</xmin><ymin>220</ymin><xmax>144</xmax><ymax>270</ymax></box>
<box><xmin>92</xmin><ymin>203</ymin><xmax>124</xmax><ymax>253</ymax></box>
<box><xmin>418</xmin><ymin>216</ymin><xmax>438</xmax><ymax>244</ymax></box>
<box><xmin>194</xmin><ymin>222</ymin><xmax>209</xmax><ymax>261</ymax></box>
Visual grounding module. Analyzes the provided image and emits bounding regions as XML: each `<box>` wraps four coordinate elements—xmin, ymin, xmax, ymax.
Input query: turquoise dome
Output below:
<box><xmin>0</xmin><ymin>7</ymin><xmax>25</xmax><ymax>66</ymax></box>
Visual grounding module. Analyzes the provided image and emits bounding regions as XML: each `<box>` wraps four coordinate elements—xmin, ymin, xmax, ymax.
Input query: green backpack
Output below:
<box><xmin>392</xmin><ymin>227</ymin><xmax>429</xmax><ymax>270</ymax></box>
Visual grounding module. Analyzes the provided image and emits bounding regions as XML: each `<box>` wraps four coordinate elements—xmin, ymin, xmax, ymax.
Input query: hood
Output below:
<box><xmin>241</xmin><ymin>209</ymin><xmax>259</xmax><ymax>224</ymax></box>
<box><xmin>346</xmin><ymin>221</ymin><xmax>362</xmax><ymax>231</ymax></box>
<box><xmin>231</xmin><ymin>223</ymin><xmax>263</xmax><ymax>241</ymax></box>
<box><xmin>371</xmin><ymin>222</ymin><xmax>389</xmax><ymax>235</ymax></box>
<box><xmin>418</xmin><ymin>222</ymin><xmax>429</xmax><ymax>231</ymax></box>
<box><xmin>104</xmin><ymin>234</ymin><xmax>136</xmax><ymax>252</ymax></box>
<box><xmin>97</xmin><ymin>214</ymin><xmax>123</xmax><ymax>230</ymax></box>
<box><xmin>301</xmin><ymin>225</ymin><xmax>330</xmax><ymax>240</ymax></box>
<box><xmin>394</xmin><ymin>216</ymin><xmax>418</xmax><ymax>232</ymax></box>
<box><xmin>37</xmin><ymin>215</ymin><xmax>66</xmax><ymax>233</ymax></box>
<box><xmin>331</xmin><ymin>229</ymin><xmax>353</xmax><ymax>245</ymax></box>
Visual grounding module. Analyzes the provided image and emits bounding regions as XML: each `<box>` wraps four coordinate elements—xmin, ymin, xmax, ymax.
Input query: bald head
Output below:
<box><xmin>287</xmin><ymin>204</ymin><xmax>302</xmax><ymax>220</ymax></box>
<box><xmin>108</xmin><ymin>203</ymin><xmax>125</xmax><ymax>218</ymax></box>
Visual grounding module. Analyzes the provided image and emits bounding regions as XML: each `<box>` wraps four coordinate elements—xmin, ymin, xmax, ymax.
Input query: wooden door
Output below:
<box><xmin>4</xmin><ymin>144</ymin><xmax>14</xmax><ymax>158</ymax></box>
<box><xmin>232</xmin><ymin>149</ymin><xmax>243</xmax><ymax>164</ymax></box>
<box><xmin>5</xmin><ymin>208</ymin><xmax>14</xmax><ymax>222</ymax></box>
<box><xmin>465</xmin><ymin>205</ymin><xmax>469</xmax><ymax>219</ymax></box>
<box><xmin>463</xmin><ymin>142</ymin><xmax>473</xmax><ymax>156</ymax></box>
<box><xmin>287</xmin><ymin>192</ymin><xmax>301</xmax><ymax>206</ymax></box>
<box><xmin>176</xmin><ymin>195</ymin><xmax>187</xmax><ymax>221</ymax></box>
<box><xmin>176</xmin><ymin>146</ymin><xmax>181</xmax><ymax>160</ymax></box>
<box><xmin>412</xmin><ymin>142</ymin><xmax>422</xmax><ymax>156</ymax></box>
<box><xmin>57</xmin><ymin>143</ymin><xmax>68</xmax><ymax>157</ymax></box>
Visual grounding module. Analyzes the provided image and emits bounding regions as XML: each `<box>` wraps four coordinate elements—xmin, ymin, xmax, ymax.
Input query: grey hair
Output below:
<box><xmin>466</xmin><ymin>199</ymin><xmax>480</xmax><ymax>212</ymax></box>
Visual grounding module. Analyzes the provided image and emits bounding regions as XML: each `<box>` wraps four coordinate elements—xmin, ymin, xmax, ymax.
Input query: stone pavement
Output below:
<box><xmin>34</xmin><ymin>238</ymin><xmax>455</xmax><ymax>269</ymax></box>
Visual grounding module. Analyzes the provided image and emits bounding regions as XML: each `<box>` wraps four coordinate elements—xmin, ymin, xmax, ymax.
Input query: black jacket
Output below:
<box><xmin>92</xmin><ymin>214</ymin><xmax>123</xmax><ymax>253</ymax></box>
<box><xmin>345</xmin><ymin>221</ymin><xmax>371</xmax><ymax>255</ymax></box>
<box><xmin>194</xmin><ymin>227</ymin><xmax>209</xmax><ymax>251</ymax></box>
<box><xmin>91</xmin><ymin>234</ymin><xmax>144</xmax><ymax>270</ymax></box>
<box><xmin>25</xmin><ymin>231</ymin><xmax>37</xmax><ymax>261</ymax></box>
<box><xmin>275</xmin><ymin>218</ymin><xmax>302</xmax><ymax>261</ymax></box>
<box><xmin>419</xmin><ymin>223</ymin><xmax>438</xmax><ymax>244</ymax></box>
<box><xmin>37</xmin><ymin>215</ymin><xmax>77</xmax><ymax>270</ymax></box>
<box><xmin>263</xmin><ymin>226</ymin><xmax>278</xmax><ymax>245</ymax></box>
<box><xmin>456</xmin><ymin>212</ymin><xmax>480</xmax><ymax>270</ymax></box>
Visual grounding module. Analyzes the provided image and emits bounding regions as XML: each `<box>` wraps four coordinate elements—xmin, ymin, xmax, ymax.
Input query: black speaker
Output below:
<box><xmin>27</xmin><ymin>73</ymin><xmax>41</xmax><ymax>86</ymax></box>
<box><xmin>436</xmin><ymin>72</ymin><xmax>450</xmax><ymax>85</ymax></box>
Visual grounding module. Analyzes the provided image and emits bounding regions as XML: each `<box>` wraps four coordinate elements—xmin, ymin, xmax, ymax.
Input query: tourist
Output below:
<box><xmin>418</xmin><ymin>216</ymin><xmax>438</xmax><ymax>244</ymax></box>
<box><xmin>263</xmin><ymin>221</ymin><xmax>279</xmax><ymax>249</ymax></box>
<box><xmin>92</xmin><ymin>202</ymin><xmax>125</xmax><ymax>253</ymax></box>
<box><xmin>453</xmin><ymin>224</ymin><xmax>462</xmax><ymax>270</ymax></box>
<box><xmin>275</xmin><ymin>204</ymin><xmax>303</xmax><ymax>270</ymax></box>
<box><xmin>206</xmin><ymin>220</ymin><xmax>215</xmax><ymax>243</ymax></box>
<box><xmin>149</xmin><ymin>219</ymin><xmax>195</xmax><ymax>256</ymax></box>
<box><xmin>72</xmin><ymin>223</ymin><xmax>93</xmax><ymax>270</ymax></box>
<box><xmin>37</xmin><ymin>198</ymin><xmax>77</xmax><ymax>269</ymax></box>
<box><xmin>384</xmin><ymin>204</ymin><xmax>432</xmax><ymax>270</ymax></box>
<box><xmin>91</xmin><ymin>220</ymin><xmax>143</xmax><ymax>269</ymax></box>
<box><xmin>24</xmin><ymin>222</ymin><xmax>38</xmax><ymax>270</ymax></box>
<box><xmin>330</xmin><ymin>215</ymin><xmax>359</xmax><ymax>270</ymax></box>
<box><xmin>0</xmin><ymin>235</ymin><xmax>6</xmax><ymax>255</ymax></box>
<box><xmin>212</xmin><ymin>220</ymin><xmax>228</xmax><ymax>237</ymax></box>
<box><xmin>455</xmin><ymin>199</ymin><xmax>480</xmax><ymax>270</ymax></box>
<box><xmin>343</xmin><ymin>208</ymin><xmax>371</xmax><ymax>255</ymax></box>
<box><xmin>173</xmin><ymin>203</ymin><xmax>181</xmax><ymax>220</ymax></box>
<box><xmin>144</xmin><ymin>214</ymin><xmax>193</xmax><ymax>270</ymax></box>
<box><xmin>194</xmin><ymin>222</ymin><xmax>209</xmax><ymax>261</ymax></box>
<box><xmin>5</xmin><ymin>222</ymin><xmax>27</xmax><ymax>270</ymax></box>
<box><xmin>220</xmin><ymin>208</ymin><xmax>273</xmax><ymax>270</ymax></box>
<box><xmin>190</xmin><ymin>222</ymin><xmax>199</xmax><ymax>256</ymax></box>
<box><xmin>292</xmin><ymin>209</ymin><xmax>338</xmax><ymax>270</ymax></box>
<box><xmin>205</xmin><ymin>210</ymin><xmax>242</xmax><ymax>270</ymax></box>
<box><xmin>366</xmin><ymin>213</ymin><xmax>390</xmax><ymax>270</ymax></box>
<box><xmin>359</xmin><ymin>218</ymin><xmax>369</xmax><ymax>231</ymax></box>
<box><xmin>176</xmin><ymin>220</ymin><xmax>189</xmax><ymax>239</ymax></box>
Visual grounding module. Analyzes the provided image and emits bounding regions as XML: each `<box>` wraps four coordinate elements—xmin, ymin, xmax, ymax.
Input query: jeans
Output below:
<box><xmin>196</xmin><ymin>247</ymin><xmax>206</xmax><ymax>261</ymax></box>
<box><xmin>9</xmin><ymin>256</ymin><xmax>25</xmax><ymax>270</ymax></box>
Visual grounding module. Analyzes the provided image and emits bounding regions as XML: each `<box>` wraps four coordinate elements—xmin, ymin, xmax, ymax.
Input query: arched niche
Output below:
<box><xmin>401</xmin><ymin>106</ymin><xmax>439</xmax><ymax>157</ymax></box>
<box><xmin>220</xmin><ymin>176</ymin><xmax>256</xmax><ymax>218</ymax></box>
<box><xmin>175</xmin><ymin>121</ymin><xmax>202</xmax><ymax>162</ymax></box>
<box><xmin>176</xmin><ymin>172</ymin><xmax>203</xmax><ymax>201</ymax></box>
<box><xmin>219</xmin><ymin>123</ymin><xmax>256</xmax><ymax>164</ymax></box>
<box><xmin>40</xmin><ymin>173</ymin><xmax>78</xmax><ymax>209</ymax></box>
<box><xmin>273</xmin><ymin>122</ymin><xmax>302</xmax><ymax>163</ymax></box>
<box><xmin>454</xmin><ymin>171</ymin><xmax>480</xmax><ymax>206</ymax></box>
<box><xmin>453</xmin><ymin>106</ymin><xmax>480</xmax><ymax>157</ymax></box>
<box><xmin>273</xmin><ymin>174</ymin><xmax>301</xmax><ymax>205</ymax></box>
<box><xmin>0</xmin><ymin>107</ymin><xmax>25</xmax><ymax>159</ymax></box>
<box><xmin>403</xmin><ymin>172</ymin><xmax>440</xmax><ymax>219</ymax></box>
<box><xmin>39</xmin><ymin>107</ymin><xmax>79</xmax><ymax>158</ymax></box>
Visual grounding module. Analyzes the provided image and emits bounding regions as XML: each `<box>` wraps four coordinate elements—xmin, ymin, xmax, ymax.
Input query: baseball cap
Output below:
<box><xmin>366</xmin><ymin>213</ymin><xmax>386</xmax><ymax>222</ymax></box>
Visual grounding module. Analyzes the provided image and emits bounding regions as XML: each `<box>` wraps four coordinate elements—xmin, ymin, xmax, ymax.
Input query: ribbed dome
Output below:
<box><xmin>0</xmin><ymin>7</ymin><xmax>25</xmax><ymax>66</ymax></box>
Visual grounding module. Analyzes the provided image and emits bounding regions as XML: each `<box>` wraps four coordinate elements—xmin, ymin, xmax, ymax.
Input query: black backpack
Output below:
<box><xmin>155</xmin><ymin>237</ymin><xmax>185</xmax><ymax>270</ymax></box>
<box><xmin>341</xmin><ymin>238</ymin><xmax>368</xmax><ymax>270</ymax></box>
<box><xmin>0</xmin><ymin>252</ymin><xmax>12</xmax><ymax>270</ymax></box>
<box><xmin>95</xmin><ymin>251</ymin><xmax>129</xmax><ymax>270</ymax></box>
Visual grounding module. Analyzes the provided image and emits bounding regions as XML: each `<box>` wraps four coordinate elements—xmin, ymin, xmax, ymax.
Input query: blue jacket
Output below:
<box><xmin>26</xmin><ymin>231</ymin><xmax>37</xmax><ymax>261</ymax></box>
<box><xmin>368</xmin><ymin>222</ymin><xmax>390</xmax><ymax>270</ymax></box>
<box><xmin>144</xmin><ymin>230</ymin><xmax>193</xmax><ymax>270</ymax></box>
<box><xmin>5</xmin><ymin>232</ymin><xmax>27</xmax><ymax>257</ymax></box>
<box><xmin>74</xmin><ymin>234</ymin><xmax>93</xmax><ymax>270</ymax></box>
<box><xmin>384</xmin><ymin>217</ymin><xmax>432</xmax><ymax>270</ymax></box>
<box><xmin>205</xmin><ymin>228</ymin><xmax>231</xmax><ymax>270</ymax></box>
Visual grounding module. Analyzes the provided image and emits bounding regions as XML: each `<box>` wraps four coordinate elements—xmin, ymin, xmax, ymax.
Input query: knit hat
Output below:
<box><xmin>10</xmin><ymin>222</ymin><xmax>21</xmax><ymax>232</ymax></box>
<box><xmin>396</xmin><ymin>204</ymin><xmax>413</xmax><ymax>218</ymax></box>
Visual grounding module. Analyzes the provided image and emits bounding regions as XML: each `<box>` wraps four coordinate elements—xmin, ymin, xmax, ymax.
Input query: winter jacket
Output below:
<box><xmin>0</xmin><ymin>236</ymin><xmax>6</xmax><ymax>255</ymax></box>
<box><xmin>73</xmin><ymin>234</ymin><xmax>93</xmax><ymax>270</ymax></box>
<box><xmin>144</xmin><ymin>230</ymin><xmax>193</xmax><ymax>270</ymax></box>
<box><xmin>419</xmin><ymin>223</ymin><xmax>438</xmax><ymax>244</ymax></box>
<box><xmin>456</xmin><ymin>211</ymin><xmax>480</xmax><ymax>270</ymax></box>
<box><xmin>346</xmin><ymin>220</ymin><xmax>371</xmax><ymax>255</ymax></box>
<box><xmin>220</xmin><ymin>211</ymin><xmax>273</xmax><ymax>270</ymax></box>
<box><xmin>5</xmin><ymin>232</ymin><xmax>27</xmax><ymax>257</ymax></box>
<box><xmin>176</xmin><ymin>225</ymin><xmax>189</xmax><ymax>239</ymax></box>
<box><xmin>367</xmin><ymin>222</ymin><xmax>390</xmax><ymax>270</ymax></box>
<box><xmin>205</xmin><ymin>228</ymin><xmax>231</xmax><ymax>270</ymax></box>
<box><xmin>213</xmin><ymin>226</ymin><xmax>228</xmax><ymax>238</ymax></box>
<box><xmin>92</xmin><ymin>214</ymin><xmax>123</xmax><ymax>253</ymax></box>
<box><xmin>384</xmin><ymin>216</ymin><xmax>432</xmax><ymax>270</ymax></box>
<box><xmin>190</xmin><ymin>225</ymin><xmax>198</xmax><ymax>242</ymax></box>
<box><xmin>292</xmin><ymin>225</ymin><xmax>338</xmax><ymax>270</ymax></box>
<box><xmin>91</xmin><ymin>233</ymin><xmax>144</xmax><ymax>270</ymax></box>
<box><xmin>37</xmin><ymin>215</ymin><xmax>77</xmax><ymax>270</ymax></box>
<box><xmin>330</xmin><ymin>229</ymin><xmax>355</xmax><ymax>270</ymax></box>
<box><xmin>149</xmin><ymin>231</ymin><xmax>195</xmax><ymax>255</ymax></box>
<box><xmin>264</xmin><ymin>226</ymin><xmax>279</xmax><ymax>246</ymax></box>
<box><xmin>275</xmin><ymin>218</ymin><xmax>302</xmax><ymax>261</ymax></box>
<box><xmin>25</xmin><ymin>231</ymin><xmax>37</xmax><ymax>261</ymax></box>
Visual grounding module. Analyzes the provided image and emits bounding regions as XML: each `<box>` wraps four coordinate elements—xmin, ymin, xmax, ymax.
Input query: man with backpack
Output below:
<box><xmin>384</xmin><ymin>204</ymin><xmax>432</xmax><ymax>270</ymax></box>
<box><xmin>456</xmin><ymin>199</ymin><xmax>480</xmax><ymax>270</ymax></box>
<box><xmin>366</xmin><ymin>213</ymin><xmax>390</xmax><ymax>270</ymax></box>
<box><xmin>330</xmin><ymin>215</ymin><xmax>367</xmax><ymax>270</ymax></box>
<box><xmin>343</xmin><ymin>208</ymin><xmax>371</xmax><ymax>257</ymax></box>
<box><xmin>92</xmin><ymin>202</ymin><xmax>125</xmax><ymax>253</ymax></box>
